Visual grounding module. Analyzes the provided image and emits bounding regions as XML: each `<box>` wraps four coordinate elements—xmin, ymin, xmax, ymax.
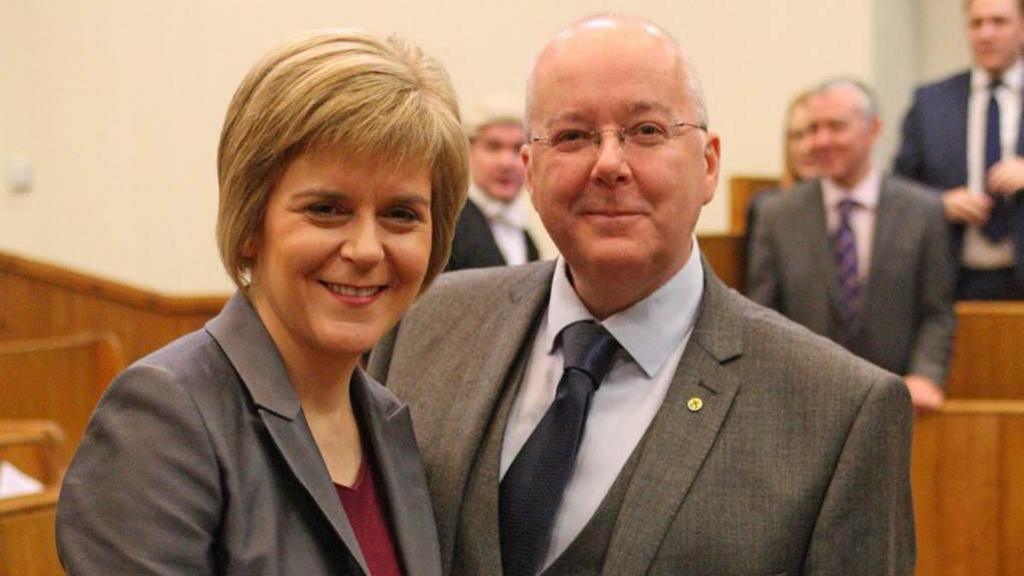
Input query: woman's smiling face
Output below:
<box><xmin>247</xmin><ymin>150</ymin><xmax>432</xmax><ymax>367</ymax></box>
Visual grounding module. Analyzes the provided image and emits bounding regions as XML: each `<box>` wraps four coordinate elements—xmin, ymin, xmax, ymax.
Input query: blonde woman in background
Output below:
<box><xmin>744</xmin><ymin>91</ymin><xmax>819</xmax><ymax>264</ymax></box>
<box><xmin>56</xmin><ymin>29</ymin><xmax>468</xmax><ymax>576</ymax></box>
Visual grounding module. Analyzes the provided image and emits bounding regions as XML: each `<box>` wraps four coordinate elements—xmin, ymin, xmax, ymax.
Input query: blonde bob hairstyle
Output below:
<box><xmin>217</xmin><ymin>29</ymin><xmax>469</xmax><ymax>291</ymax></box>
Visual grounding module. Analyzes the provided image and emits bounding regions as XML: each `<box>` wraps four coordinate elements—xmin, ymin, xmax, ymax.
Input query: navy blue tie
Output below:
<box><xmin>983</xmin><ymin>78</ymin><xmax>1012</xmax><ymax>241</ymax></box>
<box><xmin>499</xmin><ymin>321</ymin><xmax>620</xmax><ymax>576</ymax></box>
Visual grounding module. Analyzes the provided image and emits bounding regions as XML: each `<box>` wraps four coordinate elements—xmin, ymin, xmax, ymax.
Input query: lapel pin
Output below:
<box><xmin>687</xmin><ymin>397</ymin><xmax>703</xmax><ymax>412</ymax></box>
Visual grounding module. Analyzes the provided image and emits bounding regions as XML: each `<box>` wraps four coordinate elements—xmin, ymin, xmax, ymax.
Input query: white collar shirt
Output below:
<box><xmin>963</xmin><ymin>59</ymin><xmax>1021</xmax><ymax>268</ymax></box>
<box><xmin>500</xmin><ymin>240</ymin><xmax>704</xmax><ymax>571</ymax></box>
<box><xmin>822</xmin><ymin>171</ymin><xmax>881</xmax><ymax>282</ymax></box>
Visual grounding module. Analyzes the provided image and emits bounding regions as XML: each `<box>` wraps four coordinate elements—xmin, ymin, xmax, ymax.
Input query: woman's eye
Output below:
<box><xmin>384</xmin><ymin>206</ymin><xmax>421</xmax><ymax>222</ymax></box>
<box><xmin>306</xmin><ymin>202</ymin><xmax>344</xmax><ymax>218</ymax></box>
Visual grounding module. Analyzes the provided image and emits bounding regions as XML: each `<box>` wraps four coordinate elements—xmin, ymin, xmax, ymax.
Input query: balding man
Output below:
<box><xmin>371</xmin><ymin>15</ymin><xmax>915</xmax><ymax>575</ymax></box>
<box><xmin>747</xmin><ymin>79</ymin><xmax>955</xmax><ymax>413</ymax></box>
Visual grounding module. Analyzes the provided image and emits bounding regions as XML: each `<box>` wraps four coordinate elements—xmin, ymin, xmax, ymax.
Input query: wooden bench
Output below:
<box><xmin>912</xmin><ymin>400</ymin><xmax>1024</xmax><ymax>575</ymax></box>
<box><xmin>0</xmin><ymin>333</ymin><xmax>124</xmax><ymax>460</ymax></box>
<box><xmin>0</xmin><ymin>488</ymin><xmax>61</xmax><ymax>576</ymax></box>
<box><xmin>0</xmin><ymin>420</ymin><xmax>65</xmax><ymax>488</ymax></box>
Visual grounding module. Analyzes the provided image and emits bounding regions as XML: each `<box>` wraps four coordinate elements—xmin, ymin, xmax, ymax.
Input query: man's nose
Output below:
<box><xmin>591</xmin><ymin>132</ymin><xmax>630</xmax><ymax>185</ymax></box>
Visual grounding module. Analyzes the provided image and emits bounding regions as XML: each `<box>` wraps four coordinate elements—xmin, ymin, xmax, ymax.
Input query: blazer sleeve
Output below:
<box><xmin>57</xmin><ymin>364</ymin><xmax>222</xmax><ymax>575</ymax></box>
<box><xmin>744</xmin><ymin>198</ymin><xmax>781</xmax><ymax>309</ymax></box>
<box><xmin>893</xmin><ymin>92</ymin><xmax>926</xmax><ymax>182</ymax></box>
<box><xmin>908</xmin><ymin>198</ymin><xmax>957</xmax><ymax>385</ymax></box>
<box><xmin>802</xmin><ymin>373</ymin><xmax>916</xmax><ymax>575</ymax></box>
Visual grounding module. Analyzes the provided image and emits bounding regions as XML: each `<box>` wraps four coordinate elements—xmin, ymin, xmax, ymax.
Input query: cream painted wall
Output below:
<box><xmin>3</xmin><ymin>1</ymin><xmax>891</xmax><ymax>293</ymax></box>
<box><xmin>920</xmin><ymin>0</ymin><xmax>971</xmax><ymax>82</ymax></box>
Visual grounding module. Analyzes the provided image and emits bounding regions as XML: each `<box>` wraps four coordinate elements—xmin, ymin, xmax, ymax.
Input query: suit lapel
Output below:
<box><xmin>602</xmin><ymin>266</ymin><xmax>743</xmax><ymax>576</ymax></box>
<box><xmin>352</xmin><ymin>370</ymin><xmax>441</xmax><ymax>576</ymax></box>
<box><xmin>949</xmin><ymin>73</ymin><xmax>971</xmax><ymax>185</ymax></box>
<box><xmin>857</xmin><ymin>177</ymin><xmax>900</xmax><ymax>336</ymax></box>
<box><xmin>798</xmin><ymin>183</ymin><xmax>843</xmax><ymax>323</ymax></box>
<box><xmin>206</xmin><ymin>293</ymin><xmax>370</xmax><ymax>575</ymax></box>
<box><xmin>400</xmin><ymin>264</ymin><xmax>553</xmax><ymax>571</ymax></box>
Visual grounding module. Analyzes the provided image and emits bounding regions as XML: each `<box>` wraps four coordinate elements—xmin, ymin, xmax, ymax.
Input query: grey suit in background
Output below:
<box><xmin>746</xmin><ymin>176</ymin><xmax>956</xmax><ymax>384</ymax></box>
<box><xmin>57</xmin><ymin>294</ymin><xmax>441</xmax><ymax>576</ymax></box>
<box><xmin>369</xmin><ymin>260</ymin><xmax>916</xmax><ymax>575</ymax></box>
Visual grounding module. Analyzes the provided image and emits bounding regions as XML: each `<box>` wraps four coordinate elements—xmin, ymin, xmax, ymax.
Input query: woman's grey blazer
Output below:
<box><xmin>57</xmin><ymin>293</ymin><xmax>441</xmax><ymax>576</ymax></box>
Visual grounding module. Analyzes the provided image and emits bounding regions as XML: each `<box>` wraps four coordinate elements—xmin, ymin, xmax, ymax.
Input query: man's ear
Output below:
<box><xmin>521</xmin><ymin>143</ymin><xmax>534</xmax><ymax>198</ymax></box>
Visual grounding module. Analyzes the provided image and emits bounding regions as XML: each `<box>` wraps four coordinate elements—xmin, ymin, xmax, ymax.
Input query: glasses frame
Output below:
<box><xmin>529</xmin><ymin>121</ymin><xmax>708</xmax><ymax>150</ymax></box>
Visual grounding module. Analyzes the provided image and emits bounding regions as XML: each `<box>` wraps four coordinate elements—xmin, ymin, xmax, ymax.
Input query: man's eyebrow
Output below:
<box><xmin>628</xmin><ymin>101</ymin><xmax>673</xmax><ymax>116</ymax></box>
<box><xmin>543</xmin><ymin>111</ymin><xmax>591</xmax><ymax>126</ymax></box>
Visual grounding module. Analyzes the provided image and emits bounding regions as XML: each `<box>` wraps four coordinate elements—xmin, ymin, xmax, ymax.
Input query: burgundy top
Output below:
<box><xmin>335</xmin><ymin>456</ymin><xmax>404</xmax><ymax>576</ymax></box>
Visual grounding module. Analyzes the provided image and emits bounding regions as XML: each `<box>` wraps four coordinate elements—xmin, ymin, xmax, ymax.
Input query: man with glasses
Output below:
<box><xmin>372</xmin><ymin>15</ymin><xmax>915</xmax><ymax>575</ymax></box>
<box><xmin>747</xmin><ymin>79</ymin><xmax>955</xmax><ymax>413</ymax></box>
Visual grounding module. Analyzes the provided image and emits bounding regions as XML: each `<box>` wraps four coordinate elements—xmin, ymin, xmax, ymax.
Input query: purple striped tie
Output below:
<box><xmin>833</xmin><ymin>198</ymin><xmax>861</xmax><ymax>327</ymax></box>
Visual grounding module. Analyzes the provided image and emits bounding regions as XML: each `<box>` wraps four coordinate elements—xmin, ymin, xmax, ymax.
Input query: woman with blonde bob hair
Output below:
<box><xmin>57</xmin><ymin>29</ymin><xmax>468</xmax><ymax>576</ymax></box>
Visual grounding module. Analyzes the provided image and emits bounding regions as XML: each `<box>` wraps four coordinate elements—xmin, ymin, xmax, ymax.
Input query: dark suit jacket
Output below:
<box><xmin>57</xmin><ymin>293</ymin><xmax>441</xmax><ymax>576</ymax></box>
<box><xmin>369</xmin><ymin>260</ymin><xmax>915</xmax><ymax>575</ymax></box>
<box><xmin>445</xmin><ymin>199</ymin><xmax>540</xmax><ymax>271</ymax></box>
<box><xmin>893</xmin><ymin>70</ymin><xmax>1024</xmax><ymax>282</ymax></box>
<box><xmin>745</xmin><ymin>176</ymin><xmax>955</xmax><ymax>385</ymax></box>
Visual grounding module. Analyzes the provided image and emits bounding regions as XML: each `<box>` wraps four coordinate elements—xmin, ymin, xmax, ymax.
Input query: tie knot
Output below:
<box><xmin>990</xmin><ymin>77</ymin><xmax>1003</xmax><ymax>91</ymax></box>
<box><xmin>837</xmin><ymin>198</ymin><xmax>858</xmax><ymax>218</ymax></box>
<box><xmin>559</xmin><ymin>321</ymin><xmax>620</xmax><ymax>383</ymax></box>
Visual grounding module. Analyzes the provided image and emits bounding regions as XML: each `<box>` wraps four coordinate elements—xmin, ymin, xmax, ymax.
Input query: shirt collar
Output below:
<box><xmin>544</xmin><ymin>239</ymin><xmax>704</xmax><ymax>378</ymax></box>
<box><xmin>822</xmin><ymin>169</ymin><xmax>881</xmax><ymax>211</ymax></box>
<box><xmin>971</xmin><ymin>58</ymin><xmax>1024</xmax><ymax>92</ymax></box>
<box><xmin>467</xmin><ymin>184</ymin><xmax>529</xmax><ymax>228</ymax></box>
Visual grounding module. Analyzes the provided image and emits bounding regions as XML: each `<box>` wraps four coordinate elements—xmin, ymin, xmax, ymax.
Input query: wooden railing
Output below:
<box><xmin>0</xmin><ymin>420</ymin><xmax>66</xmax><ymax>488</ymax></box>
<box><xmin>0</xmin><ymin>250</ymin><xmax>227</xmax><ymax>363</ymax></box>
<box><xmin>0</xmin><ymin>333</ymin><xmax>125</xmax><ymax>460</ymax></box>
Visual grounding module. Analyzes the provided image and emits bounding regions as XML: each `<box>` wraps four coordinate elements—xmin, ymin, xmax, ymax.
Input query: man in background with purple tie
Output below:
<box><xmin>894</xmin><ymin>0</ymin><xmax>1024</xmax><ymax>300</ymax></box>
<box><xmin>747</xmin><ymin>78</ymin><xmax>955</xmax><ymax>412</ymax></box>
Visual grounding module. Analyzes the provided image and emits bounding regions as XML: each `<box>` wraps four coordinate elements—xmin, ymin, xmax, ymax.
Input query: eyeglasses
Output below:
<box><xmin>530</xmin><ymin>121</ymin><xmax>707</xmax><ymax>154</ymax></box>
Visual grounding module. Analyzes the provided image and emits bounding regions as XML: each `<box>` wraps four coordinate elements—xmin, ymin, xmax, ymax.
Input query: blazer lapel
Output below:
<box><xmin>602</xmin><ymin>265</ymin><xmax>743</xmax><ymax>576</ymax></box>
<box><xmin>206</xmin><ymin>293</ymin><xmax>370</xmax><ymax>575</ymax></box>
<box><xmin>352</xmin><ymin>369</ymin><xmax>441</xmax><ymax>576</ymax></box>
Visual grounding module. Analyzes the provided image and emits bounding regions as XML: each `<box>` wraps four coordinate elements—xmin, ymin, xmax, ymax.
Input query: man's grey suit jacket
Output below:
<box><xmin>746</xmin><ymin>176</ymin><xmax>956</xmax><ymax>385</ymax></box>
<box><xmin>57</xmin><ymin>293</ymin><xmax>441</xmax><ymax>576</ymax></box>
<box><xmin>368</xmin><ymin>259</ymin><xmax>916</xmax><ymax>575</ymax></box>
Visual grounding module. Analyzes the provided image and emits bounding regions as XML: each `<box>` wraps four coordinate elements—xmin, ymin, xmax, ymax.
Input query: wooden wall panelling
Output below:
<box><xmin>729</xmin><ymin>175</ymin><xmax>781</xmax><ymax>234</ymax></box>
<box><xmin>0</xmin><ymin>333</ymin><xmax>125</xmax><ymax>461</ymax></box>
<box><xmin>912</xmin><ymin>400</ymin><xmax>1024</xmax><ymax>576</ymax></box>
<box><xmin>698</xmin><ymin>233</ymin><xmax>744</xmax><ymax>291</ymax></box>
<box><xmin>0</xmin><ymin>488</ymin><xmax>62</xmax><ymax>576</ymax></box>
<box><xmin>0</xmin><ymin>250</ymin><xmax>226</xmax><ymax>363</ymax></box>
<box><xmin>946</xmin><ymin>302</ymin><xmax>1024</xmax><ymax>400</ymax></box>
